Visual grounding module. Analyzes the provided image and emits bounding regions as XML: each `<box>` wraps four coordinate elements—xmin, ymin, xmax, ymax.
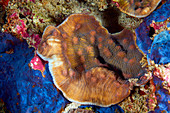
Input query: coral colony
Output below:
<box><xmin>37</xmin><ymin>14</ymin><xmax>149</xmax><ymax>106</ymax></box>
<box><xmin>0</xmin><ymin>0</ymin><xmax>170</xmax><ymax>112</ymax></box>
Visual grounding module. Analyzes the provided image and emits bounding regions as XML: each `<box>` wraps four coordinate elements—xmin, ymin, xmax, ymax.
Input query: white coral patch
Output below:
<box><xmin>48</xmin><ymin>38</ymin><xmax>60</xmax><ymax>42</ymax></box>
<box><xmin>47</xmin><ymin>38</ymin><xmax>61</xmax><ymax>46</ymax></box>
<box><xmin>51</xmin><ymin>56</ymin><xmax>63</xmax><ymax>67</ymax></box>
<box><xmin>54</xmin><ymin>61</ymin><xmax>63</xmax><ymax>67</ymax></box>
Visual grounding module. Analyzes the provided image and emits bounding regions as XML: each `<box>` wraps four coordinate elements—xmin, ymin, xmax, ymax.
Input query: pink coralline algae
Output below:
<box><xmin>150</xmin><ymin>21</ymin><xmax>166</xmax><ymax>31</ymax></box>
<box><xmin>2</xmin><ymin>8</ymin><xmax>48</xmax><ymax>77</ymax></box>
<box><xmin>3</xmin><ymin>9</ymin><xmax>41</xmax><ymax>49</ymax></box>
<box><xmin>150</xmin><ymin>18</ymin><xmax>170</xmax><ymax>37</ymax></box>
<box><xmin>15</xmin><ymin>18</ymin><xmax>41</xmax><ymax>49</ymax></box>
<box><xmin>16</xmin><ymin>20</ymin><xmax>28</xmax><ymax>37</ymax></box>
<box><xmin>29</xmin><ymin>54</ymin><xmax>48</xmax><ymax>77</ymax></box>
<box><xmin>152</xmin><ymin>62</ymin><xmax>170</xmax><ymax>88</ymax></box>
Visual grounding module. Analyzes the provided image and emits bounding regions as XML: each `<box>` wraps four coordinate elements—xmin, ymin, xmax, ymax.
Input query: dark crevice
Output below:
<box><xmin>97</xmin><ymin>56</ymin><xmax>106</xmax><ymax>64</ymax></box>
<box><xmin>77</xmin><ymin>0</ymin><xmax>87</xmax><ymax>3</ymax></box>
<box><xmin>103</xmin><ymin>63</ymin><xmax>126</xmax><ymax>80</ymax></box>
<box><xmin>134</xmin><ymin>6</ymin><xmax>139</xmax><ymax>10</ymax></box>
<box><xmin>96</xmin><ymin>55</ymin><xmax>126</xmax><ymax>80</ymax></box>
<box><xmin>111</xmin><ymin>36</ymin><xmax>128</xmax><ymax>54</ymax></box>
<box><xmin>149</xmin><ymin>26</ymin><xmax>155</xmax><ymax>37</ymax></box>
<box><xmin>19</xmin><ymin>13</ymin><xmax>26</xmax><ymax>19</ymax></box>
<box><xmin>101</xmin><ymin>6</ymin><xmax>124</xmax><ymax>33</ymax></box>
<box><xmin>156</xmin><ymin>0</ymin><xmax>164</xmax><ymax>9</ymax></box>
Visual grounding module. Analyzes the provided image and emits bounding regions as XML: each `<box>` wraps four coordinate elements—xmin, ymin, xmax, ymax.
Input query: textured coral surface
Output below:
<box><xmin>37</xmin><ymin>14</ymin><xmax>148</xmax><ymax>107</ymax></box>
<box><xmin>112</xmin><ymin>0</ymin><xmax>161</xmax><ymax>18</ymax></box>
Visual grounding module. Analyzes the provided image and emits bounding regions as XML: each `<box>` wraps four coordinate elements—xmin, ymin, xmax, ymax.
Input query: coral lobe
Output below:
<box><xmin>37</xmin><ymin>14</ymin><xmax>147</xmax><ymax>106</ymax></box>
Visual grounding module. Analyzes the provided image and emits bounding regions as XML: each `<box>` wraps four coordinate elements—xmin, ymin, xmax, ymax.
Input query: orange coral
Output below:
<box><xmin>112</xmin><ymin>0</ymin><xmax>161</xmax><ymax>18</ymax></box>
<box><xmin>37</xmin><ymin>14</ymin><xmax>148</xmax><ymax>106</ymax></box>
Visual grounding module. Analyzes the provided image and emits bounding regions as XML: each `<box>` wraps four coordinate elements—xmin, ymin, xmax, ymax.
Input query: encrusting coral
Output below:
<box><xmin>37</xmin><ymin>14</ymin><xmax>149</xmax><ymax>107</ymax></box>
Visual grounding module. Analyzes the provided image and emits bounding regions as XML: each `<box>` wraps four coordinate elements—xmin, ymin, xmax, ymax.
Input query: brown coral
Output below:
<box><xmin>113</xmin><ymin>0</ymin><xmax>161</xmax><ymax>18</ymax></box>
<box><xmin>37</xmin><ymin>14</ymin><xmax>147</xmax><ymax>106</ymax></box>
